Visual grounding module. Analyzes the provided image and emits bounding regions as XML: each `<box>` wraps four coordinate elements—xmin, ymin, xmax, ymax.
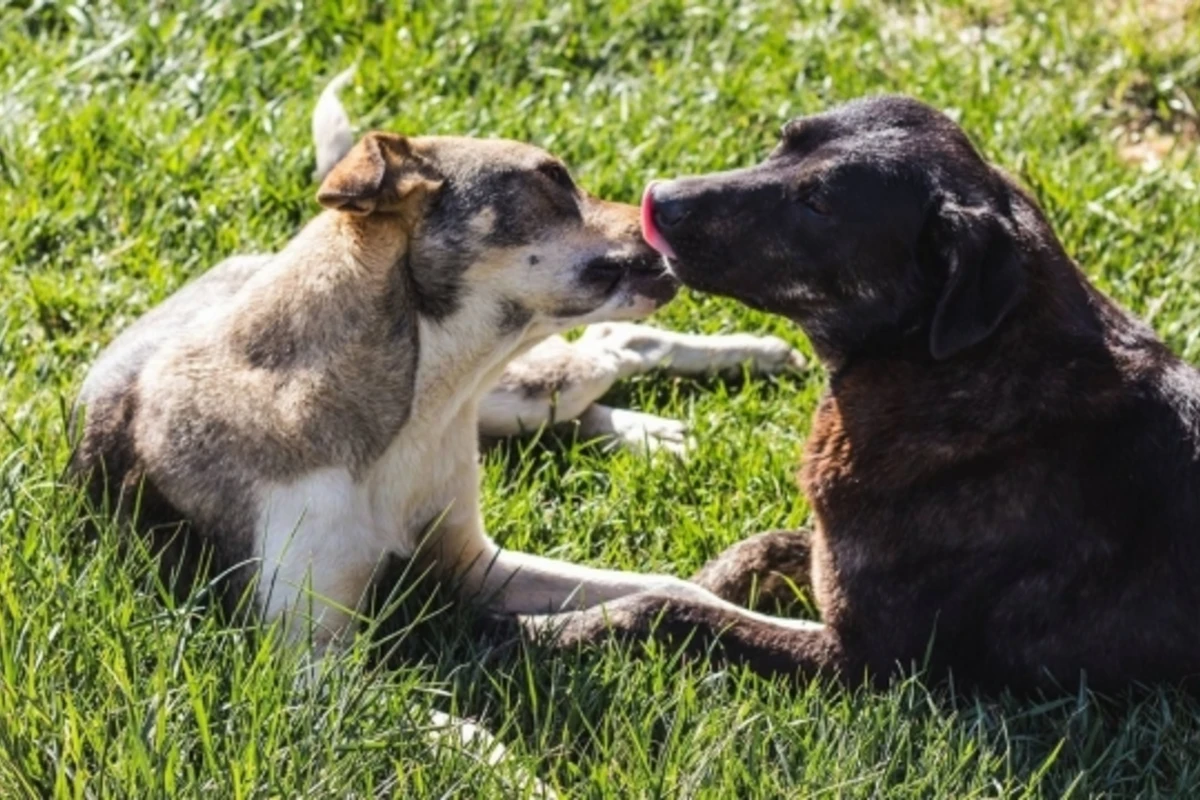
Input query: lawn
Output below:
<box><xmin>2</xmin><ymin>0</ymin><xmax>1199</xmax><ymax>796</ymax></box>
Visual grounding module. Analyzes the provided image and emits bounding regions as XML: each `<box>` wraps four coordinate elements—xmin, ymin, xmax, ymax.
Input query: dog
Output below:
<box><xmin>69</xmin><ymin>76</ymin><xmax>815</xmax><ymax>655</ymax></box>
<box><xmin>535</xmin><ymin>95</ymin><xmax>1200</xmax><ymax>694</ymax></box>
<box><xmin>68</xmin><ymin>78</ymin><xmax>816</xmax><ymax>792</ymax></box>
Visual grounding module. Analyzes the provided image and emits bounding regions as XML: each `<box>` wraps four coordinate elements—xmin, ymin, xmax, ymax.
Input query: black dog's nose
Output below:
<box><xmin>652</xmin><ymin>196</ymin><xmax>691</xmax><ymax>229</ymax></box>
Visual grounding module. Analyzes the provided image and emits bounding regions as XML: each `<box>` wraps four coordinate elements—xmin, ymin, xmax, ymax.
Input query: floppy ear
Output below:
<box><xmin>926</xmin><ymin>203</ymin><xmax>1027</xmax><ymax>360</ymax></box>
<box><xmin>316</xmin><ymin>131</ymin><xmax>441</xmax><ymax>215</ymax></box>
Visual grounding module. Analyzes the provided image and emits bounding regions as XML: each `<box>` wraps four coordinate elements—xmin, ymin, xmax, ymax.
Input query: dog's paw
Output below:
<box><xmin>579</xmin><ymin>322</ymin><xmax>675</xmax><ymax>366</ymax></box>
<box><xmin>519</xmin><ymin>592</ymin><xmax>680</xmax><ymax>650</ymax></box>
<box><xmin>606</xmin><ymin>408</ymin><xmax>692</xmax><ymax>457</ymax></box>
<box><xmin>691</xmin><ymin>529</ymin><xmax>812</xmax><ymax>613</ymax></box>
<box><xmin>726</xmin><ymin>334</ymin><xmax>807</xmax><ymax>375</ymax></box>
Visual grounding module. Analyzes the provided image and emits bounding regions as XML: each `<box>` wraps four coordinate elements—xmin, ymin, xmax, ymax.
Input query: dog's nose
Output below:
<box><xmin>651</xmin><ymin>194</ymin><xmax>691</xmax><ymax>230</ymax></box>
<box><xmin>642</xmin><ymin>181</ymin><xmax>686</xmax><ymax>259</ymax></box>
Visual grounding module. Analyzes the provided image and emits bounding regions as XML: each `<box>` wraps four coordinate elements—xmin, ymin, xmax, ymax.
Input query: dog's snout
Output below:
<box><xmin>651</xmin><ymin>196</ymin><xmax>691</xmax><ymax>230</ymax></box>
<box><xmin>646</xmin><ymin>181</ymin><xmax>693</xmax><ymax>231</ymax></box>
<box><xmin>583</xmin><ymin>256</ymin><xmax>625</xmax><ymax>283</ymax></box>
<box><xmin>642</xmin><ymin>181</ymin><xmax>686</xmax><ymax>259</ymax></box>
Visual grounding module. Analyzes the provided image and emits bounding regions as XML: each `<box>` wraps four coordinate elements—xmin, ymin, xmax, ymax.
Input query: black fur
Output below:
<box><xmin>627</xmin><ymin>95</ymin><xmax>1200</xmax><ymax>693</ymax></box>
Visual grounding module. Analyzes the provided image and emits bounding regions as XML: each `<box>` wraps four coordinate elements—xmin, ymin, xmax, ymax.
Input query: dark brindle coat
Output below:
<box><xmin>541</xmin><ymin>95</ymin><xmax>1200</xmax><ymax>693</ymax></box>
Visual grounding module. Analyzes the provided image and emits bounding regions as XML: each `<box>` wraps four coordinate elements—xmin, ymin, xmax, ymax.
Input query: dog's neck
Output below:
<box><xmin>225</xmin><ymin>211</ymin><xmax>540</xmax><ymax>451</ymax></box>
<box><xmin>818</xmin><ymin>219</ymin><xmax>1169</xmax><ymax>467</ymax></box>
<box><xmin>410</xmin><ymin>293</ymin><xmax>543</xmax><ymax>427</ymax></box>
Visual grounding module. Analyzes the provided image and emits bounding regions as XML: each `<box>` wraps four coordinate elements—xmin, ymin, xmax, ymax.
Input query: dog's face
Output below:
<box><xmin>318</xmin><ymin>132</ymin><xmax>676</xmax><ymax>338</ymax></box>
<box><xmin>642</xmin><ymin>96</ymin><xmax>1027</xmax><ymax>364</ymax></box>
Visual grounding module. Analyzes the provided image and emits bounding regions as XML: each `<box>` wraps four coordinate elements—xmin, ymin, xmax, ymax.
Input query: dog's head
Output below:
<box><xmin>318</xmin><ymin>132</ymin><xmax>676</xmax><ymax>337</ymax></box>
<box><xmin>642</xmin><ymin>96</ymin><xmax>1030</xmax><ymax>364</ymax></box>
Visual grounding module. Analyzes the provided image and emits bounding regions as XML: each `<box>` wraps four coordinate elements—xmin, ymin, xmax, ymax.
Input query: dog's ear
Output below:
<box><xmin>317</xmin><ymin>132</ymin><xmax>441</xmax><ymax>215</ymax></box>
<box><xmin>925</xmin><ymin>202</ymin><xmax>1026</xmax><ymax>360</ymax></box>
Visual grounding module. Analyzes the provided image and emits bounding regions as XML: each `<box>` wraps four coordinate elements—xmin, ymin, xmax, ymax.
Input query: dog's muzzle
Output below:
<box><xmin>641</xmin><ymin>182</ymin><xmax>681</xmax><ymax>260</ymax></box>
<box><xmin>625</xmin><ymin>260</ymin><xmax>679</xmax><ymax>306</ymax></box>
<box><xmin>582</xmin><ymin>252</ymin><xmax>679</xmax><ymax>306</ymax></box>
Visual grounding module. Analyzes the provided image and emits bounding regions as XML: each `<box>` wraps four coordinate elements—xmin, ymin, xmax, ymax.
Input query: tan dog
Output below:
<box><xmin>71</xmin><ymin>76</ymin><xmax>808</xmax><ymax>660</ymax></box>
<box><xmin>68</xmin><ymin>80</ymin><xmax>817</xmax><ymax>791</ymax></box>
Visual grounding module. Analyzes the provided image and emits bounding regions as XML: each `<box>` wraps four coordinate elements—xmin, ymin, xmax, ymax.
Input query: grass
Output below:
<box><xmin>2</xmin><ymin>0</ymin><xmax>1200</xmax><ymax>796</ymax></box>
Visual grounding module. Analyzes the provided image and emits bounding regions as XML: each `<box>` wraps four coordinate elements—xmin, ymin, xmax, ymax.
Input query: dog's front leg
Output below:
<box><xmin>519</xmin><ymin>589</ymin><xmax>841</xmax><ymax>681</ymax></box>
<box><xmin>431</xmin><ymin>491</ymin><xmax>816</xmax><ymax>620</ymax></box>
<box><xmin>457</xmin><ymin>539</ymin><xmax>701</xmax><ymax>614</ymax></box>
<box><xmin>575</xmin><ymin>322</ymin><xmax>807</xmax><ymax>378</ymax></box>
<box><xmin>420</xmin><ymin>490</ymin><xmax>648</xmax><ymax>614</ymax></box>
<box><xmin>574</xmin><ymin>404</ymin><xmax>690</xmax><ymax>455</ymax></box>
<box><xmin>690</xmin><ymin>529</ymin><xmax>813</xmax><ymax>614</ymax></box>
<box><xmin>256</xmin><ymin>534</ymin><xmax>384</xmax><ymax>657</ymax></box>
<box><xmin>512</xmin><ymin>527</ymin><xmax>830</xmax><ymax>678</ymax></box>
<box><xmin>479</xmin><ymin>335</ymin><xmax>688</xmax><ymax>454</ymax></box>
<box><xmin>454</xmin><ymin>530</ymin><xmax>824</xmax><ymax>629</ymax></box>
<box><xmin>438</xmin><ymin>514</ymin><xmax>742</xmax><ymax>615</ymax></box>
<box><xmin>553</xmin><ymin>323</ymin><xmax>806</xmax><ymax>454</ymax></box>
<box><xmin>479</xmin><ymin>336</ymin><xmax>620</xmax><ymax>436</ymax></box>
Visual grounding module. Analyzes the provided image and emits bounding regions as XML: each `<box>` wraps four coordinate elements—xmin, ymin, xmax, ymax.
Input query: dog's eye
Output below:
<box><xmin>798</xmin><ymin>194</ymin><xmax>832</xmax><ymax>217</ymax></box>
<box><xmin>538</xmin><ymin>163</ymin><xmax>575</xmax><ymax>191</ymax></box>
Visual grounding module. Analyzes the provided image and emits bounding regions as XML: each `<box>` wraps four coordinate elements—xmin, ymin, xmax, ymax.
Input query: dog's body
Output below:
<box><xmin>544</xmin><ymin>95</ymin><xmax>1200</xmax><ymax>693</ymax></box>
<box><xmin>71</xmin><ymin>81</ymin><xmax>808</xmax><ymax>659</ymax></box>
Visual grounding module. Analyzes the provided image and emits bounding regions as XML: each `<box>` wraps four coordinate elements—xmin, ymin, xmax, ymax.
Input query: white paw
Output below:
<box><xmin>578</xmin><ymin>322</ymin><xmax>674</xmax><ymax>365</ymax></box>
<box><xmin>692</xmin><ymin>333</ymin><xmax>807</xmax><ymax>376</ymax></box>
<box><xmin>606</xmin><ymin>408</ymin><xmax>692</xmax><ymax>457</ymax></box>
<box><xmin>736</xmin><ymin>334</ymin><xmax>808</xmax><ymax>374</ymax></box>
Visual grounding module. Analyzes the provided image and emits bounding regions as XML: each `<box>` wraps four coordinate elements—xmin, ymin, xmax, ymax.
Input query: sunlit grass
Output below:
<box><xmin>2</xmin><ymin>0</ymin><xmax>1198</xmax><ymax>796</ymax></box>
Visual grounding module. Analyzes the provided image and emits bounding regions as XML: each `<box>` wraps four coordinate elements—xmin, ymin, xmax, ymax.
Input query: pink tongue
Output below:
<box><xmin>641</xmin><ymin>183</ymin><xmax>678</xmax><ymax>259</ymax></box>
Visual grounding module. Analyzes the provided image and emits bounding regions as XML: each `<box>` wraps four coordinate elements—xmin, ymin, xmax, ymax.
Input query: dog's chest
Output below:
<box><xmin>798</xmin><ymin>398</ymin><xmax>860</xmax><ymax>506</ymax></box>
<box><xmin>366</xmin><ymin>417</ymin><xmax>480</xmax><ymax>547</ymax></box>
<box><xmin>800</xmin><ymin>389</ymin><xmax>943</xmax><ymax>505</ymax></box>
<box><xmin>256</xmin><ymin>413</ymin><xmax>479</xmax><ymax>563</ymax></box>
<box><xmin>800</xmin><ymin>398</ymin><xmax>902</xmax><ymax>622</ymax></box>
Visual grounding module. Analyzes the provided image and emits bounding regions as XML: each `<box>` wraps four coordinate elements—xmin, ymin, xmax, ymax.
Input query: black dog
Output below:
<box><xmin>545</xmin><ymin>95</ymin><xmax>1200</xmax><ymax>693</ymax></box>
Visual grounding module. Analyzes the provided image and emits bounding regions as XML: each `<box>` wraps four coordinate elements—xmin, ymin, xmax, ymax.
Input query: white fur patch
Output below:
<box><xmin>255</xmin><ymin>404</ymin><xmax>484</xmax><ymax>643</ymax></box>
<box><xmin>257</xmin><ymin>467</ymin><xmax>381</xmax><ymax>641</ymax></box>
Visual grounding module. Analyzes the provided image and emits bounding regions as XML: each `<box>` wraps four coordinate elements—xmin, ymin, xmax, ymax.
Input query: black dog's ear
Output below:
<box><xmin>926</xmin><ymin>202</ymin><xmax>1026</xmax><ymax>360</ymax></box>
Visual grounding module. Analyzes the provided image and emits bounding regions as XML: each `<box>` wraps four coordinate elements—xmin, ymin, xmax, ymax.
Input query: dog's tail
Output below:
<box><xmin>312</xmin><ymin>66</ymin><xmax>357</xmax><ymax>181</ymax></box>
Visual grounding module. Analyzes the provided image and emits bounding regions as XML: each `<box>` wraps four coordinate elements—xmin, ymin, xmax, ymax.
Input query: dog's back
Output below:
<box><xmin>72</xmin><ymin>255</ymin><xmax>275</xmax><ymax>604</ymax></box>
